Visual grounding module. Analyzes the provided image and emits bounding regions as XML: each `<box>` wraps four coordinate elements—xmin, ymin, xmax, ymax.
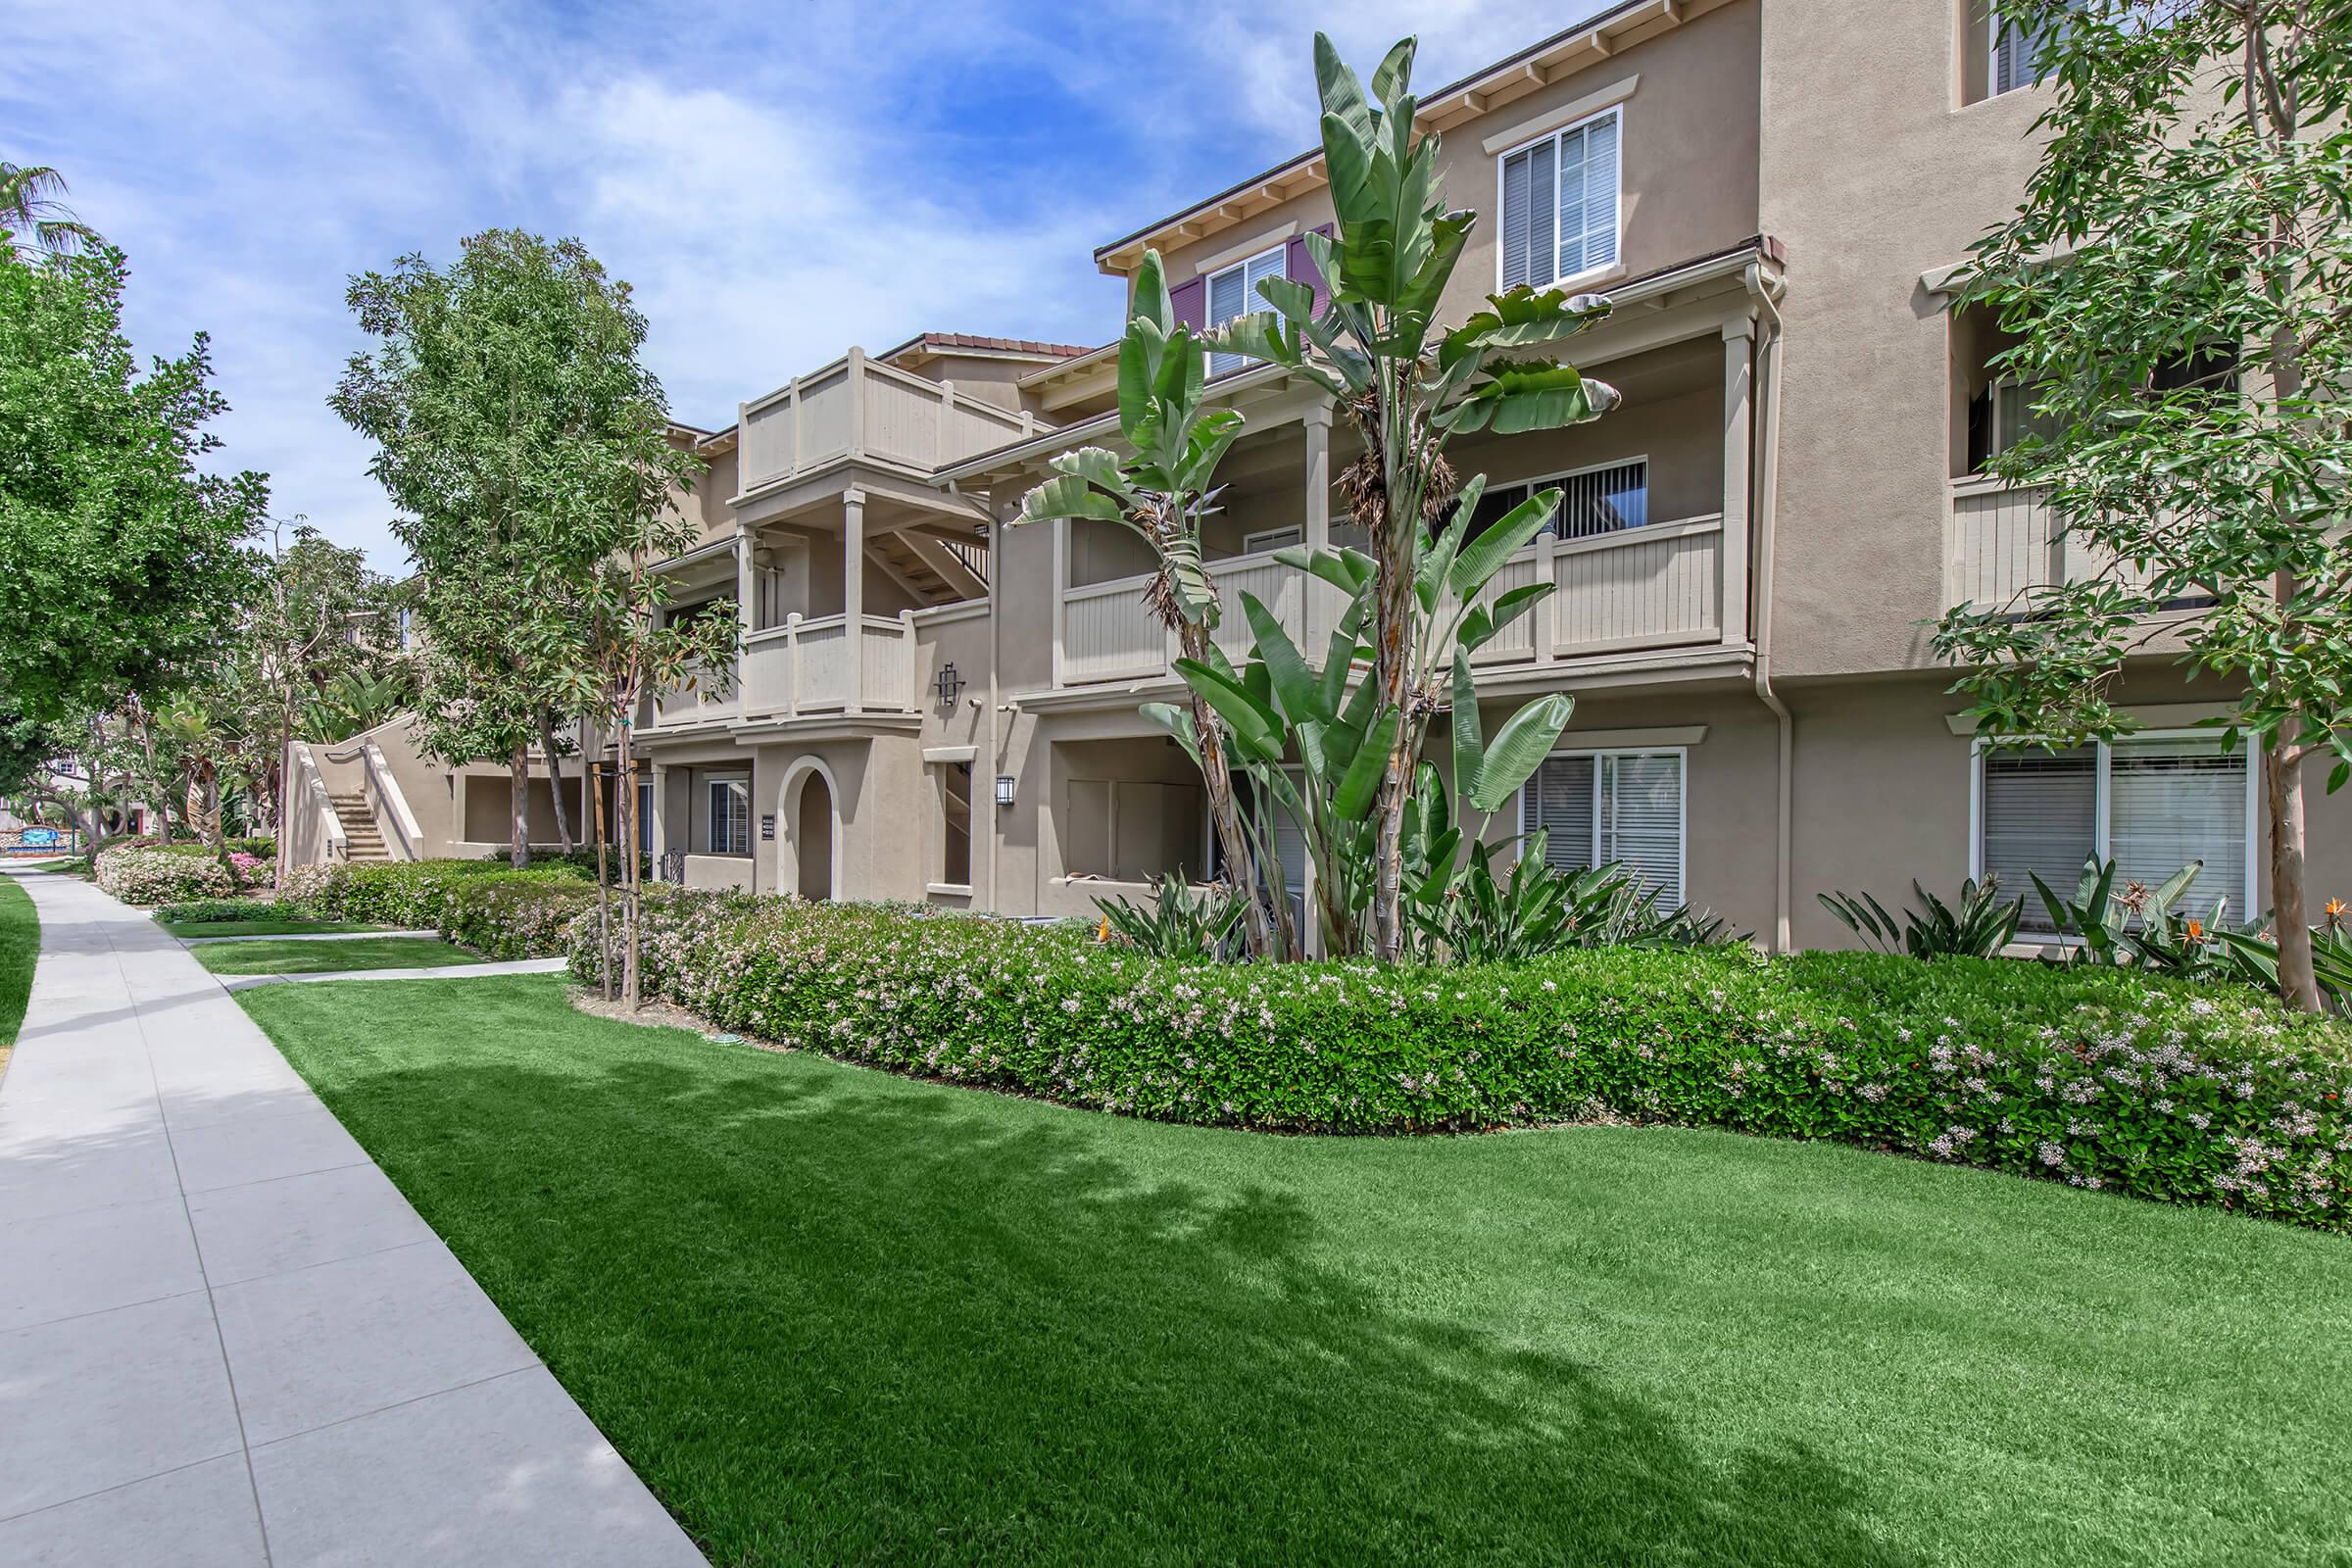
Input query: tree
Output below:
<box><xmin>0</xmin><ymin>242</ymin><xmax>267</xmax><ymax>724</ymax></box>
<box><xmin>1014</xmin><ymin>251</ymin><xmax>1288</xmax><ymax>959</ymax></box>
<box><xmin>1204</xmin><ymin>32</ymin><xmax>1617</xmax><ymax>960</ymax></box>
<box><xmin>1933</xmin><ymin>0</ymin><xmax>2352</xmax><ymax>1010</ymax></box>
<box><xmin>0</xmin><ymin>162</ymin><xmax>98</xmax><ymax>259</ymax></box>
<box><xmin>331</xmin><ymin>229</ymin><xmax>695</xmax><ymax>868</ymax></box>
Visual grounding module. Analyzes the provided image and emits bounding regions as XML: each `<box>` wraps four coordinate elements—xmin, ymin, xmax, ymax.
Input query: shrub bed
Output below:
<box><xmin>97</xmin><ymin>843</ymin><xmax>238</xmax><ymax>905</ymax></box>
<box><xmin>564</xmin><ymin>892</ymin><xmax>2352</xmax><ymax>1233</ymax></box>
<box><xmin>155</xmin><ymin>898</ymin><xmax>309</xmax><ymax>925</ymax></box>
<box><xmin>284</xmin><ymin>858</ymin><xmax>599</xmax><ymax>957</ymax></box>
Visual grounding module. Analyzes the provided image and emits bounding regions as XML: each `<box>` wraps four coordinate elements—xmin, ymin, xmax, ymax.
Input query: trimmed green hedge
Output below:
<box><xmin>567</xmin><ymin>891</ymin><xmax>2352</xmax><ymax>1233</ymax></box>
<box><xmin>284</xmin><ymin>858</ymin><xmax>599</xmax><ymax>958</ymax></box>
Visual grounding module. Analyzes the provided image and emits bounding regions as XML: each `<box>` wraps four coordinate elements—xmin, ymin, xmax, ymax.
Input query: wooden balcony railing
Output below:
<box><xmin>737</xmin><ymin>349</ymin><xmax>1039</xmax><ymax>494</ymax></box>
<box><xmin>1056</xmin><ymin>514</ymin><xmax>1730</xmax><ymax>688</ymax></box>
<box><xmin>740</xmin><ymin>612</ymin><xmax>919</xmax><ymax>716</ymax></box>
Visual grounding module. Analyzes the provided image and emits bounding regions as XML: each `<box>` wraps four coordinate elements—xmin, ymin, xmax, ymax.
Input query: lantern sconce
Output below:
<box><xmin>995</xmin><ymin>774</ymin><xmax>1015</xmax><ymax>808</ymax></box>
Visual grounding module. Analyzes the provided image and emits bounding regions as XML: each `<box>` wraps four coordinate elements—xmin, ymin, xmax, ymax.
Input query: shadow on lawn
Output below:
<box><xmin>314</xmin><ymin>1032</ymin><xmax>1920</xmax><ymax>1568</ymax></box>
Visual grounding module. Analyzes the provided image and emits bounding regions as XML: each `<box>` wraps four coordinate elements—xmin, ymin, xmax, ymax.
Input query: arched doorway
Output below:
<box><xmin>779</xmin><ymin>757</ymin><xmax>839</xmax><ymax>902</ymax></box>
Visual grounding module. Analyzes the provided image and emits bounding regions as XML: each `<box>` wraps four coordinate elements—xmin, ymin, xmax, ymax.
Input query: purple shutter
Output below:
<box><xmin>1169</xmin><ymin>276</ymin><xmax>1205</xmax><ymax>331</ymax></box>
<box><xmin>1288</xmin><ymin>223</ymin><xmax>1336</xmax><ymax>317</ymax></box>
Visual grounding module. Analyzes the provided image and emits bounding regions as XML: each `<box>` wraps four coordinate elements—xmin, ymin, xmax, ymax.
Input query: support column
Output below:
<box><xmin>1720</xmin><ymin>317</ymin><xmax>1756</xmax><ymax>649</ymax></box>
<box><xmin>843</xmin><ymin>488</ymin><xmax>865</xmax><ymax>715</ymax></box>
<box><xmin>649</xmin><ymin>762</ymin><xmax>669</xmax><ymax>867</ymax></box>
<box><xmin>1302</xmin><ymin>398</ymin><xmax>1332</xmax><ymax>552</ymax></box>
<box><xmin>735</xmin><ymin>522</ymin><xmax>757</xmax><ymax>635</ymax></box>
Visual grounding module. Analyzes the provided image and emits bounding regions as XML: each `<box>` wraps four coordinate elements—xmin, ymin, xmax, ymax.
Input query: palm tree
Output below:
<box><xmin>1</xmin><ymin>163</ymin><xmax>99</xmax><ymax>258</ymax></box>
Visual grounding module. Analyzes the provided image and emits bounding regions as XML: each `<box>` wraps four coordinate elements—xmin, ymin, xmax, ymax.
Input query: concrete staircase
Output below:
<box><xmin>327</xmin><ymin>792</ymin><xmax>390</xmax><ymax>861</ymax></box>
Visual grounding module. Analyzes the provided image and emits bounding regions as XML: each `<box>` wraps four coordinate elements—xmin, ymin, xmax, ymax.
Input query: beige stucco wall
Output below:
<box><xmin>1152</xmin><ymin>1</ymin><xmax>1762</xmax><ymax>325</ymax></box>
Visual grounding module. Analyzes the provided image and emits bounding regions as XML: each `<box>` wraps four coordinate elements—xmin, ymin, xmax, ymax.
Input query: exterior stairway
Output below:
<box><xmin>871</xmin><ymin>528</ymin><xmax>988</xmax><ymax>607</ymax></box>
<box><xmin>326</xmin><ymin>792</ymin><xmax>390</xmax><ymax>861</ymax></box>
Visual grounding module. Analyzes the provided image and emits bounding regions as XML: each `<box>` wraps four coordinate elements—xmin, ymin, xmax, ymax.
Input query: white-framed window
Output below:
<box><xmin>1991</xmin><ymin>9</ymin><xmax>2054</xmax><ymax>96</ymax></box>
<box><xmin>707</xmin><ymin>776</ymin><xmax>751</xmax><ymax>856</ymax></box>
<box><xmin>1497</xmin><ymin>107</ymin><xmax>1621</xmax><ymax>291</ymax></box>
<box><xmin>1242</xmin><ymin>524</ymin><xmax>1303</xmax><ymax>555</ymax></box>
<box><xmin>1972</xmin><ymin>732</ymin><xmax>2254</xmax><ymax>929</ymax></box>
<box><xmin>1520</xmin><ymin>748</ymin><xmax>1686</xmax><ymax>905</ymax></box>
<box><xmin>1205</xmin><ymin>246</ymin><xmax>1286</xmax><ymax>377</ymax></box>
<box><xmin>636</xmin><ymin>779</ymin><xmax>653</xmax><ymax>854</ymax></box>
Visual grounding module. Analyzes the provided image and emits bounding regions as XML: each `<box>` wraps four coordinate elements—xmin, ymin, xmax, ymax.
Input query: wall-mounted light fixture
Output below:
<box><xmin>933</xmin><ymin>661</ymin><xmax>964</xmax><ymax>705</ymax></box>
<box><xmin>995</xmin><ymin>775</ymin><xmax>1015</xmax><ymax>808</ymax></box>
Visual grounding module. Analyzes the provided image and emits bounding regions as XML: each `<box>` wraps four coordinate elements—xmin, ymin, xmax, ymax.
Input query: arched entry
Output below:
<box><xmin>777</xmin><ymin>756</ymin><xmax>840</xmax><ymax>902</ymax></box>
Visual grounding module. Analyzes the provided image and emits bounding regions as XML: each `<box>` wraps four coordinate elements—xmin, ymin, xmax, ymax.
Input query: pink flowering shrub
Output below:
<box><xmin>564</xmin><ymin>891</ymin><xmax>2352</xmax><ymax>1232</ymax></box>
<box><xmin>96</xmin><ymin>843</ymin><xmax>237</xmax><ymax>905</ymax></box>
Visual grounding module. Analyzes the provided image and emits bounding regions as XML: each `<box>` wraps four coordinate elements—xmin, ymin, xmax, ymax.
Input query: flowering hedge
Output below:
<box><xmin>564</xmin><ymin>891</ymin><xmax>2352</xmax><ymax>1232</ymax></box>
<box><xmin>283</xmin><ymin>858</ymin><xmax>599</xmax><ymax>958</ymax></box>
<box><xmin>96</xmin><ymin>842</ymin><xmax>270</xmax><ymax>905</ymax></box>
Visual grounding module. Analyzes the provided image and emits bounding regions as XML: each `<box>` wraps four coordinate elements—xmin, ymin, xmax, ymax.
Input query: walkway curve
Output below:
<box><xmin>0</xmin><ymin>867</ymin><xmax>706</xmax><ymax>1566</ymax></box>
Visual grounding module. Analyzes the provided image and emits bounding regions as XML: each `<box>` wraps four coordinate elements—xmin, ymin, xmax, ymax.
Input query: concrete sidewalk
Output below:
<box><xmin>0</xmin><ymin>869</ymin><xmax>705</xmax><ymax>1566</ymax></box>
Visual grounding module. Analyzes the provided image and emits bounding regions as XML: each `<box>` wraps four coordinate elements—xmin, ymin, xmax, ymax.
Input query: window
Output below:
<box><xmin>708</xmin><ymin>776</ymin><xmax>751</xmax><ymax>856</ymax></box>
<box><xmin>1466</xmin><ymin>459</ymin><xmax>1649</xmax><ymax>543</ymax></box>
<box><xmin>1242</xmin><ymin>525</ymin><xmax>1303</xmax><ymax>555</ymax></box>
<box><xmin>1521</xmin><ymin>750</ymin><xmax>1685</xmax><ymax>905</ymax></box>
<box><xmin>1205</xmin><ymin>246</ymin><xmax>1286</xmax><ymax>377</ymax></box>
<box><xmin>1976</xmin><ymin>735</ymin><xmax>2251</xmax><ymax>929</ymax></box>
<box><xmin>939</xmin><ymin>762</ymin><xmax>972</xmax><ymax>888</ymax></box>
<box><xmin>636</xmin><ymin>779</ymin><xmax>653</xmax><ymax>854</ymax></box>
<box><xmin>1498</xmin><ymin>108</ymin><xmax>1620</xmax><ymax>291</ymax></box>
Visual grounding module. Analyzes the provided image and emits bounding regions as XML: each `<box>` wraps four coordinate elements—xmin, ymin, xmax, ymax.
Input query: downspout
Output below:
<box><xmin>984</xmin><ymin>495</ymin><xmax>1004</xmax><ymax>916</ymax></box>
<box><xmin>1746</xmin><ymin>261</ymin><xmax>1793</xmax><ymax>954</ymax></box>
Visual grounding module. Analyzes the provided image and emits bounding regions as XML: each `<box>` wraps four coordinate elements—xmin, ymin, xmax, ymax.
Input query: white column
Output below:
<box><xmin>649</xmin><ymin>762</ymin><xmax>669</xmax><ymax>864</ymax></box>
<box><xmin>1721</xmin><ymin>317</ymin><xmax>1756</xmax><ymax>649</ymax></box>
<box><xmin>843</xmin><ymin>488</ymin><xmax>865</xmax><ymax>715</ymax></box>
<box><xmin>735</xmin><ymin>522</ymin><xmax>757</xmax><ymax>635</ymax></box>
<box><xmin>1302</xmin><ymin>398</ymin><xmax>1332</xmax><ymax>552</ymax></box>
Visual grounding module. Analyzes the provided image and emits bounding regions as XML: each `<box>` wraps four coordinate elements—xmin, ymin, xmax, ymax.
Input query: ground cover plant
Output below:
<box><xmin>237</xmin><ymin>971</ymin><xmax>2352</xmax><ymax>1567</ymax></box>
<box><xmin>572</xmin><ymin>892</ymin><xmax>2352</xmax><ymax>1232</ymax></box>
<box><xmin>0</xmin><ymin>875</ymin><xmax>34</xmax><ymax>1064</ymax></box>
<box><xmin>190</xmin><ymin>934</ymin><xmax>487</xmax><ymax>976</ymax></box>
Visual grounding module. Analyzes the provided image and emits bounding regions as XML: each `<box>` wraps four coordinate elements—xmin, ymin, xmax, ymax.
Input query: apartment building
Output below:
<box><xmin>295</xmin><ymin>0</ymin><xmax>2349</xmax><ymax>947</ymax></box>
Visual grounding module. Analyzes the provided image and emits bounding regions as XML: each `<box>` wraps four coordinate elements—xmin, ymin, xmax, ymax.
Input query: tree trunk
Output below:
<box><xmin>617</xmin><ymin>718</ymin><xmax>640</xmax><ymax>1009</ymax></box>
<box><xmin>1174</xmin><ymin>621</ymin><xmax>1285</xmax><ymax>960</ymax></box>
<box><xmin>2266</xmin><ymin>739</ymin><xmax>2321</xmax><ymax>1011</ymax></box>
<box><xmin>508</xmin><ymin>742</ymin><xmax>530</xmax><ymax>868</ymax></box>
<box><xmin>587</xmin><ymin>734</ymin><xmax>612</xmax><ymax>1001</ymax></box>
<box><xmin>202</xmin><ymin>764</ymin><xmax>224</xmax><ymax>858</ymax></box>
<box><xmin>539</xmin><ymin>711</ymin><xmax>574</xmax><ymax>854</ymax></box>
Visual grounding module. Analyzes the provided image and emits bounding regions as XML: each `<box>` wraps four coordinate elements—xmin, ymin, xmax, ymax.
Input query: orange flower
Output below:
<box><xmin>2185</xmin><ymin>919</ymin><xmax>2204</xmax><ymax>942</ymax></box>
<box><xmin>1097</xmin><ymin>916</ymin><xmax>1112</xmax><ymax>944</ymax></box>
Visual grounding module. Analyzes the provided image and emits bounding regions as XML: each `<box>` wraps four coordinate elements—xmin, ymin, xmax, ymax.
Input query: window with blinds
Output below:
<box><xmin>1979</xmin><ymin>736</ymin><xmax>2249</xmax><ymax>929</ymax></box>
<box><xmin>1466</xmin><ymin>460</ymin><xmax>1648</xmax><ymax>544</ymax></box>
<box><xmin>1521</xmin><ymin>751</ymin><xmax>1685</xmax><ymax>905</ymax></box>
<box><xmin>1206</xmin><ymin>247</ymin><xmax>1286</xmax><ymax>377</ymax></box>
<box><xmin>1498</xmin><ymin>108</ymin><xmax>1620</xmax><ymax>291</ymax></box>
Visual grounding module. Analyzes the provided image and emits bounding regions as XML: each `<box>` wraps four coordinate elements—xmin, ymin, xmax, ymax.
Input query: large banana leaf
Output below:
<box><xmin>1017</xmin><ymin>472</ymin><xmax>1124</xmax><ymax>527</ymax></box>
<box><xmin>1449</xmin><ymin>650</ymin><xmax>1484</xmax><ymax>808</ymax></box>
<box><xmin>1172</xmin><ymin>658</ymin><xmax>1283</xmax><ymax>760</ymax></box>
<box><xmin>1446</xmin><ymin>361</ymin><xmax>1620</xmax><ymax>436</ymax></box>
<box><xmin>1448</xmin><ymin>487</ymin><xmax>1560</xmax><ymax>601</ymax></box>
<box><xmin>1333</xmin><ymin>710</ymin><xmax>1398</xmax><ymax>819</ymax></box>
<box><xmin>1469</xmin><ymin>693</ymin><xmax>1574</xmax><ymax>813</ymax></box>
<box><xmin>1240</xmin><ymin>592</ymin><xmax>1322</xmax><ymax>726</ymax></box>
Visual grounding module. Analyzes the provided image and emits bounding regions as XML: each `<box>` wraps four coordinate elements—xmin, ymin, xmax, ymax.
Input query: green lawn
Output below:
<box><xmin>166</xmin><ymin>917</ymin><xmax>389</xmax><ymax>940</ymax></box>
<box><xmin>194</xmin><ymin>935</ymin><xmax>485</xmax><ymax>975</ymax></box>
<box><xmin>0</xmin><ymin>876</ymin><xmax>34</xmax><ymax>1065</ymax></box>
<box><xmin>238</xmin><ymin>974</ymin><xmax>2352</xmax><ymax>1568</ymax></box>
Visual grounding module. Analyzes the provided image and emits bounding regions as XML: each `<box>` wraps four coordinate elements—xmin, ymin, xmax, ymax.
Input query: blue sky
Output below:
<box><xmin>8</xmin><ymin>0</ymin><xmax>1600</xmax><ymax>569</ymax></box>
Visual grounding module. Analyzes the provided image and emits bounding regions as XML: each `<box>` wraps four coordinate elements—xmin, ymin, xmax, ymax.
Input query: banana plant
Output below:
<box><xmin>2031</xmin><ymin>857</ymin><xmax>2203</xmax><ymax>968</ymax></box>
<box><xmin>1204</xmin><ymin>31</ymin><xmax>1620</xmax><ymax>961</ymax></box>
<box><xmin>1011</xmin><ymin>249</ymin><xmax>1283</xmax><ymax>958</ymax></box>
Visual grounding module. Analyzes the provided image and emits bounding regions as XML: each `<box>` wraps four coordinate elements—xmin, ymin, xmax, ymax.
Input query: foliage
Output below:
<box><xmin>1820</xmin><ymin>877</ymin><xmax>2025</xmax><ymax>960</ymax></box>
<box><xmin>1933</xmin><ymin>1</ymin><xmax>2352</xmax><ymax>1009</ymax></box>
<box><xmin>1014</xmin><ymin>252</ymin><xmax>1281</xmax><ymax>956</ymax></box>
<box><xmin>153</xmin><ymin>898</ymin><xmax>310</xmax><ymax>925</ymax></box>
<box><xmin>0</xmin><ymin>242</ymin><xmax>266</xmax><ymax>724</ymax></box>
<box><xmin>2030</xmin><ymin>857</ymin><xmax>2206</xmax><ymax>969</ymax></box>
<box><xmin>1095</xmin><ymin>874</ymin><xmax>1246</xmax><ymax>960</ymax></box>
<box><xmin>2218</xmin><ymin>917</ymin><xmax>2352</xmax><ymax>1016</ymax></box>
<box><xmin>1203</xmin><ymin>32</ymin><xmax>1618</xmax><ymax>960</ymax></box>
<box><xmin>281</xmin><ymin>857</ymin><xmax>594</xmax><ymax>957</ymax></box>
<box><xmin>1403</xmin><ymin>830</ymin><xmax>1735</xmax><ymax>963</ymax></box>
<box><xmin>94</xmin><ymin>842</ymin><xmax>254</xmax><ymax>905</ymax></box>
<box><xmin>0</xmin><ymin>876</ymin><xmax>31</xmax><ymax>1054</ymax></box>
<box><xmin>331</xmin><ymin>228</ymin><xmax>713</xmax><ymax>869</ymax></box>
<box><xmin>0</xmin><ymin>162</ymin><xmax>97</xmax><ymax>258</ymax></box>
<box><xmin>564</xmin><ymin>893</ymin><xmax>2352</xmax><ymax>1231</ymax></box>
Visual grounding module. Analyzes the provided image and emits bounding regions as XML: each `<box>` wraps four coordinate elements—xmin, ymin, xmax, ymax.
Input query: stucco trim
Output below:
<box><xmin>1546</xmin><ymin>724</ymin><xmax>1707</xmax><ymax>751</ymax></box>
<box><xmin>1193</xmin><ymin>221</ymin><xmax>1300</xmax><ymax>276</ymax></box>
<box><xmin>1943</xmin><ymin>703</ymin><xmax>2240</xmax><ymax>737</ymax></box>
<box><xmin>1478</xmin><ymin>74</ymin><xmax>1641</xmax><ymax>154</ymax></box>
<box><xmin>923</xmin><ymin>745</ymin><xmax>978</xmax><ymax>763</ymax></box>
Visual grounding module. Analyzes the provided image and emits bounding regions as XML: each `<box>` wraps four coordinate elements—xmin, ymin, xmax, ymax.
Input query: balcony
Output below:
<box><xmin>738</xmin><ymin>349</ymin><xmax>1039</xmax><ymax>494</ymax></box>
<box><xmin>1944</xmin><ymin>477</ymin><xmax>2165</xmax><ymax>611</ymax></box>
<box><xmin>651</xmin><ymin>662</ymin><xmax>738</xmax><ymax>728</ymax></box>
<box><xmin>740</xmin><ymin>612</ymin><xmax>919</xmax><ymax>716</ymax></box>
<box><xmin>1057</xmin><ymin>514</ymin><xmax>1730</xmax><ymax>688</ymax></box>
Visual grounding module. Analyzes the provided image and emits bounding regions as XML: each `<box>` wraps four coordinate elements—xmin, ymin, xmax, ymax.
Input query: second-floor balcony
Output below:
<box><xmin>737</xmin><ymin>347</ymin><xmax>1043</xmax><ymax>496</ymax></box>
<box><xmin>650</xmin><ymin>612</ymin><xmax>922</xmax><ymax>730</ymax></box>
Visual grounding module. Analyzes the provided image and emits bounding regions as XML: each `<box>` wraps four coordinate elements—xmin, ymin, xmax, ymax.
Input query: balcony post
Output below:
<box><xmin>785</xmin><ymin>612</ymin><xmax>803</xmax><ymax>717</ymax></box>
<box><xmin>1050</xmin><ymin>490</ymin><xmax>1068</xmax><ymax>690</ymax></box>
<box><xmin>787</xmin><ymin>376</ymin><xmax>803</xmax><ymax>475</ymax></box>
<box><xmin>1302</xmin><ymin>398</ymin><xmax>1332</xmax><ymax>552</ymax></box>
<box><xmin>846</xmin><ymin>346</ymin><xmax>867</xmax><ymax>460</ymax></box>
<box><xmin>843</xmin><ymin>488</ymin><xmax>865</xmax><ymax>715</ymax></box>
<box><xmin>938</xmin><ymin>378</ymin><xmax>956</xmax><ymax>468</ymax></box>
<box><xmin>649</xmin><ymin>762</ymin><xmax>668</xmax><ymax>864</ymax></box>
<box><xmin>1720</xmin><ymin>316</ymin><xmax>1756</xmax><ymax>648</ymax></box>
<box><xmin>735</xmin><ymin>521</ymin><xmax>757</xmax><ymax>637</ymax></box>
